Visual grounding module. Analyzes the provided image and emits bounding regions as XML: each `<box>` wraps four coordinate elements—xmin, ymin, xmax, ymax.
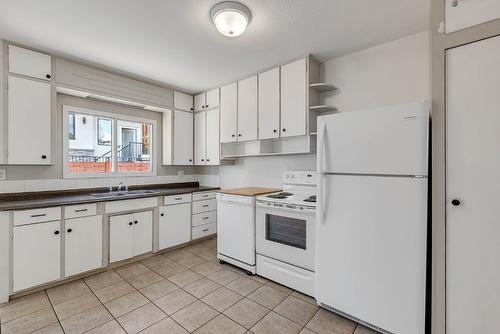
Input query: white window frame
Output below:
<box><xmin>63</xmin><ymin>105</ymin><xmax>157</xmax><ymax>178</ymax></box>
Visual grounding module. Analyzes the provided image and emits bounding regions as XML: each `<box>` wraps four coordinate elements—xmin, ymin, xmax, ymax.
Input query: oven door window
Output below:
<box><xmin>265</xmin><ymin>214</ymin><xmax>306</xmax><ymax>250</ymax></box>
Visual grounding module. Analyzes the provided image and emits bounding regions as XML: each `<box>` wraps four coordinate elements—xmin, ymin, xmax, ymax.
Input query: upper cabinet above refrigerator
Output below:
<box><xmin>8</xmin><ymin>45</ymin><xmax>52</xmax><ymax>81</ymax></box>
<box><xmin>445</xmin><ymin>0</ymin><xmax>500</xmax><ymax>33</ymax></box>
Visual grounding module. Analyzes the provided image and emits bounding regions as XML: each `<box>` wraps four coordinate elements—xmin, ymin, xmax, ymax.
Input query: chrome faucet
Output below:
<box><xmin>117</xmin><ymin>182</ymin><xmax>128</xmax><ymax>192</ymax></box>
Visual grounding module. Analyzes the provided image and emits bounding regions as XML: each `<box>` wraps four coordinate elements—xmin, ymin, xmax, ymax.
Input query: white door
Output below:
<box><xmin>446</xmin><ymin>36</ymin><xmax>500</xmax><ymax>334</ymax></box>
<box><xmin>316</xmin><ymin>175</ymin><xmax>427</xmax><ymax>334</ymax></box>
<box><xmin>220</xmin><ymin>82</ymin><xmax>238</xmax><ymax>143</ymax></box>
<box><xmin>194</xmin><ymin>111</ymin><xmax>206</xmax><ymax>165</ymax></box>
<box><xmin>217</xmin><ymin>194</ymin><xmax>255</xmax><ymax>265</ymax></box>
<box><xmin>206</xmin><ymin>108</ymin><xmax>220</xmax><ymax>165</ymax></box>
<box><xmin>173</xmin><ymin>109</ymin><xmax>193</xmax><ymax>165</ymax></box>
<box><xmin>237</xmin><ymin>75</ymin><xmax>258</xmax><ymax>141</ymax></box>
<box><xmin>109</xmin><ymin>214</ymin><xmax>134</xmax><ymax>263</ymax></box>
<box><xmin>258</xmin><ymin>68</ymin><xmax>280</xmax><ymax>139</ymax></box>
<box><xmin>206</xmin><ymin>88</ymin><xmax>220</xmax><ymax>109</ymax></box>
<box><xmin>280</xmin><ymin>58</ymin><xmax>306</xmax><ymax>137</ymax></box>
<box><xmin>445</xmin><ymin>0</ymin><xmax>500</xmax><ymax>33</ymax></box>
<box><xmin>8</xmin><ymin>45</ymin><xmax>52</xmax><ymax>81</ymax></box>
<box><xmin>159</xmin><ymin>203</ymin><xmax>191</xmax><ymax>250</ymax></box>
<box><xmin>194</xmin><ymin>93</ymin><xmax>206</xmax><ymax>112</ymax></box>
<box><xmin>8</xmin><ymin>76</ymin><xmax>51</xmax><ymax>164</ymax></box>
<box><xmin>174</xmin><ymin>91</ymin><xmax>193</xmax><ymax>112</ymax></box>
<box><xmin>65</xmin><ymin>216</ymin><xmax>102</xmax><ymax>277</ymax></box>
<box><xmin>133</xmin><ymin>211</ymin><xmax>153</xmax><ymax>256</ymax></box>
<box><xmin>317</xmin><ymin>102</ymin><xmax>429</xmax><ymax>176</ymax></box>
<box><xmin>13</xmin><ymin>221</ymin><xmax>61</xmax><ymax>292</ymax></box>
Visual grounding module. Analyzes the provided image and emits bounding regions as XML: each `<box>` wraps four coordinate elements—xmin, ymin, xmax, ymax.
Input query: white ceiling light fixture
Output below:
<box><xmin>210</xmin><ymin>1</ymin><xmax>252</xmax><ymax>37</ymax></box>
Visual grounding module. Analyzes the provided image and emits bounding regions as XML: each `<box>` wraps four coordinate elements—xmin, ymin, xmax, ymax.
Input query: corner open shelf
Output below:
<box><xmin>309</xmin><ymin>83</ymin><xmax>337</xmax><ymax>93</ymax></box>
<box><xmin>310</xmin><ymin>105</ymin><xmax>338</xmax><ymax>113</ymax></box>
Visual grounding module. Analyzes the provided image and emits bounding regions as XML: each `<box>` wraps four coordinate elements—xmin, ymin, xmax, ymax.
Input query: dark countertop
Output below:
<box><xmin>0</xmin><ymin>182</ymin><xmax>219</xmax><ymax>211</ymax></box>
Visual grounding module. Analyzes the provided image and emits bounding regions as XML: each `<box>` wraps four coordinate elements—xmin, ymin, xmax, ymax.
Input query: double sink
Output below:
<box><xmin>89</xmin><ymin>189</ymin><xmax>160</xmax><ymax>199</ymax></box>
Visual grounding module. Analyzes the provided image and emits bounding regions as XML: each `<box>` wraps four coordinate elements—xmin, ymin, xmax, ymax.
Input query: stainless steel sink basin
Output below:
<box><xmin>89</xmin><ymin>189</ymin><xmax>159</xmax><ymax>198</ymax></box>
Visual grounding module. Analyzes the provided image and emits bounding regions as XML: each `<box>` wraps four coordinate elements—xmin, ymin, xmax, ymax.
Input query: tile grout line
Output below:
<box><xmin>35</xmin><ymin>290</ymin><xmax>65</xmax><ymax>334</ymax></box>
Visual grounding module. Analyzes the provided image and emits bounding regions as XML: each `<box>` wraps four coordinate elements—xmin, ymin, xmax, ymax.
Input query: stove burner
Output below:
<box><xmin>304</xmin><ymin>195</ymin><xmax>316</xmax><ymax>203</ymax></box>
<box><xmin>267</xmin><ymin>192</ymin><xmax>293</xmax><ymax>199</ymax></box>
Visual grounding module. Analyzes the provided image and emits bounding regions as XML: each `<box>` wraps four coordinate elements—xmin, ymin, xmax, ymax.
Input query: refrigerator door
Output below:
<box><xmin>317</xmin><ymin>101</ymin><xmax>429</xmax><ymax>176</ymax></box>
<box><xmin>316</xmin><ymin>174</ymin><xmax>427</xmax><ymax>334</ymax></box>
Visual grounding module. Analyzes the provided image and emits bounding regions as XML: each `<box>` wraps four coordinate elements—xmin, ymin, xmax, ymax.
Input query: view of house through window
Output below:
<box><xmin>65</xmin><ymin>107</ymin><xmax>154</xmax><ymax>176</ymax></box>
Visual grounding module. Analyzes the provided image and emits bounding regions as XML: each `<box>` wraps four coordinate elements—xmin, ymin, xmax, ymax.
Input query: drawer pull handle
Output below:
<box><xmin>31</xmin><ymin>214</ymin><xmax>47</xmax><ymax>218</ymax></box>
<box><xmin>202</xmin><ymin>204</ymin><xmax>209</xmax><ymax>207</ymax></box>
<box><xmin>202</xmin><ymin>228</ymin><xmax>209</xmax><ymax>232</ymax></box>
<box><xmin>75</xmin><ymin>209</ymin><xmax>88</xmax><ymax>212</ymax></box>
<box><xmin>175</xmin><ymin>197</ymin><xmax>183</xmax><ymax>200</ymax></box>
<box><xmin>202</xmin><ymin>195</ymin><xmax>209</xmax><ymax>197</ymax></box>
<box><xmin>202</xmin><ymin>217</ymin><xmax>209</xmax><ymax>220</ymax></box>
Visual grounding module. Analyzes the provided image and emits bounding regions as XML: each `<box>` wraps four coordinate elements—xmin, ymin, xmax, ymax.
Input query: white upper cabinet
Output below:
<box><xmin>220</xmin><ymin>82</ymin><xmax>238</xmax><ymax>143</ymax></box>
<box><xmin>258</xmin><ymin>68</ymin><xmax>280</xmax><ymax>139</ymax></box>
<box><xmin>195</xmin><ymin>93</ymin><xmax>206</xmax><ymax>112</ymax></box>
<box><xmin>237</xmin><ymin>75</ymin><xmax>258</xmax><ymax>142</ymax></box>
<box><xmin>446</xmin><ymin>0</ymin><xmax>500</xmax><ymax>33</ymax></box>
<box><xmin>8</xmin><ymin>45</ymin><xmax>52</xmax><ymax>81</ymax></box>
<box><xmin>281</xmin><ymin>58</ymin><xmax>307</xmax><ymax>137</ymax></box>
<box><xmin>174</xmin><ymin>91</ymin><xmax>193</xmax><ymax>112</ymax></box>
<box><xmin>194</xmin><ymin>111</ymin><xmax>206</xmax><ymax>165</ymax></box>
<box><xmin>173</xmin><ymin>110</ymin><xmax>193</xmax><ymax>165</ymax></box>
<box><xmin>206</xmin><ymin>108</ymin><xmax>220</xmax><ymax>165</ymax></box>
<box><xmin>8</xmin><ymin>76</ymin><xmax>51</xmax><ymax>165</ymax></box>
<box><xmin>206</xmin><ymin>88</ymin><xmax>220</xmax><ymax>109</ymax></box>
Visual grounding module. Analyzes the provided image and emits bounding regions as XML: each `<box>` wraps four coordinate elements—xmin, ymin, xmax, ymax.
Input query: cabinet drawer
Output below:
<box><xmin>14</xmin><ymin>207</ymin><xmax>61</xmax><ymax>226</ymax></box>
<box><xmin>164</xmin><ymin>193</ymin><xmax>192</xmax><ymax>205</ymax></box>
<box><xmin>105</xmin><ymin>197</ymin><xmax>158</xmax><ymax>214</ymax></box>
<box><xmin>192</xmin><ymin>223</ymin><xmax>216</xmax><ymax>240</ymax></box>
<box><xmin>192</xmin><ymin>211</ymin><xmax>217</xmax><ymax>227</ymax></box>
<box><xmin>193</xmin><ymin>192</ymin><xmax>217</xmax><ymax>201</ymax></box>
<box><xmin>192</xmin><ymin>199</ymin><xmax>216</xmax><ymax>214</ymax></box>
<box><xmin>64</xmin><ymin>203</ymin><xmax>97</xmax><ymax>219</ymax></box>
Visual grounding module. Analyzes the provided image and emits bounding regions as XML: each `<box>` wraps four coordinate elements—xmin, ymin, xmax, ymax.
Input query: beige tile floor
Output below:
<box><xmin>0</xmin><ymin>237</ymin><xmax>378</xmax><ymax>334</ymax></box>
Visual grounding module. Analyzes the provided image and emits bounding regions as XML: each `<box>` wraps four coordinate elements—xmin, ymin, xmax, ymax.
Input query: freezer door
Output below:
<box><xmin>316</xmin><ymin>174</ymin><xmax>427</xmax><ymax>334</ymax></box>
<box><xmin>317</xmin><ymin>101</ymin><xmax>429</xmax><ymax>176</ymax></box>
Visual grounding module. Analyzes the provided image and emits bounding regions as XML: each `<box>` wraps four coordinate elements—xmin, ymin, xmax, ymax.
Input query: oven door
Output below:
<box><xmin>256</xmin><ymin>201</ymin><xmax>315</xmax><ymax>271</ymax></box>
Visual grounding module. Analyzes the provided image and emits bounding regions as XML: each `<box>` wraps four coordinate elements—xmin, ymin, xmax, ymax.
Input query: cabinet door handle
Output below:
<box><xmin>67</xmin><ymin>228</ymin><xmax>72</xmax><ymax>233</ymax></box>
<box><xmin>54</xmin><ymin>230</ymin><xmax>60</xmax><ymax>235</ymax></box>
<box><xmin>31</xmin><ymin>213</ymin><xmax>47</xmax><ymax>218</ymax></box>
<box><xmin>273</xmin><ymin>129</ymin><xmax>277</xmax><ymax>133</ymax></box>
<box><xmin>206</xmin><ymin>105</ymin><xmax>209</xmax><ymax>108</ymax></box>
<box><xmin>129</xmin><ymin>222</ymin><xmax>133</xmax><ymax>226</ymax></box>
<box><xmin>45</xmin><ymin>74</ymin><xmax>51</xmax><ymax>79</ymax></box>
<box><xmin>160</xmin><ymin>213</ymin><xmax>165</xmax><ymax>217</ymax></box>
<box><xmin>207</xmin><ymin>159</ymin><xmax>210</xmax><ymax>162</ymax></box>
<box><xmin>41</xmin><ymin>155</ymin><xmax>47</xmax><ymax>160</ymax></box>
<box><xmin>75</xmin><ymin>209</ymin><xmax>88</xmax><ymax>212</ymax></box>
<box><xmin>189</xmin><ymin>159</ymin><xmax>193</xmax><ymax>162</ymax></box>
<box><xmin>231</xmin><ymin>134</ymin><xmax>235</xmax><ymax>137</ymax></box>
<box><xmin>190</xmin><ymin>107</ymin><xmax>193</xmax><ymax>111</ymax></box>
<box><xmin>238</xmin><ymin>134</ymin><xmax>242</xmax><ymax>137</ymax></box>
<box><xmin>282</xmin><ymin>128</ymin><xmax>286</xmax><ymax>132</ymax></box>
<box><xmin>201</xmin><ymin>159</ymin><xmax>205</xmax><ymax>162</ymax></box>
<box><xmin>134</xmin><ymin>220</ymin><xmax>138</xmax><ymax>224</ymax></box>
<box><xmin>451</xmin><ymin>0</ymin><xmax>458</xmax><ymax>7</ymax></box>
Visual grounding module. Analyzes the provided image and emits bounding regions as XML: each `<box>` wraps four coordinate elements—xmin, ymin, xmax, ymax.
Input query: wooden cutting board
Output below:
<box><xmin>218</xmin><ymin>187</ymin><xmax>281</xmax><ymax>197</ymax></box>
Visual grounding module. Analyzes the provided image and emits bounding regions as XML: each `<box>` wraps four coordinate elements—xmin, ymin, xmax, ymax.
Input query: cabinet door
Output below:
<box><xmin>237</xmin><ymin>75</ymin><xmax>258</xmax><ymax>142</ymax></box>
<box><xmin>220</xmin><ymin>82</ymin><xmax>238</xmax><ymax>143</ymax></box>
<box><xmin>280</xmin><ymin>58</ymin><xmax>307</xmax><ymax>137</ymax></box>
<box><xmin>173</xmin><ymin>110</ymin><xmax>193</xmax><ymax>165</ymax></box>
<box><xmin>206</xmin><ymin>88</ymin><xmax>220</xmax><ymax>109</ymax></box>
<box><xmin>8</xmin><ymin>76</ymin><xmax>51</xmax><ymax>164</ymax></box>
<box><xmin>206</xmin><ymin>108</ymin><xmax>220</xmax><ymax>165</ymax></box>
<box><xmin>8</xmin><ymin>45</ymin><xmax>52</xmax><ymax>81</ymax></box>
<box><xmin>445</xmin><ymin>0</ymin><xmax>500</xmax><ymax>33</ymax></box>
<box><xmin>109</xmin><ymin>214</ymin><xmax>134</xmax><ymax>263</ymax></box>
<box><xmin>65</xmin><ymin>216</ymin><xmax>102</xmax><ymax>277</ymax></box>
<box><xmin>133</xmin><ymin>211</ymin><xmax>153</xmax><ymax>256</ymax></box>
<box><xmin>159</xmin><ymin>203</ymin><xmax>191</xmax><ymax>250</ymax></box>
<box><xmin>13</xmin><ymin>221</ymin><xmax>60</xmax><ymax>292</ymax></box>
<box><xmin>446</xmin><ymin>36</ymin><xmax>500</xmax><ymax>334</ymax></box>
<box><xmin>258</xmin><ymin>68</ymin><xmax>280</xmax><ymax>139</ymax></box>
<box><xmin>194</xmin><ymin>111</ymin><xmax>206</xmax><ymax>165</ymax></box>
<box><xmin>174</xmin><ymin>91</ymin><xmax>193</xmax><ymax>112</ymax></box>
<box><xmin>194</xmin><ymin>93</ymin><xmax>206</xmax><ymax>112</ymax></box>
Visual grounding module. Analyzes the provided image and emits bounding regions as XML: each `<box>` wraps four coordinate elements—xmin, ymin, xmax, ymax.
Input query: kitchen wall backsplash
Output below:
<box><xmin>0</xmin><ymin>174</ymin><xmax>220</xmax><ymax>193</ymax></box>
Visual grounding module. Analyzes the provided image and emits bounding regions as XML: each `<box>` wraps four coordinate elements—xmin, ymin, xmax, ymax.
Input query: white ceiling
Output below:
<box><xmin>0</xmin><ymin>0</ymin><xmax>430</xmax><ymax>93</ymax></box>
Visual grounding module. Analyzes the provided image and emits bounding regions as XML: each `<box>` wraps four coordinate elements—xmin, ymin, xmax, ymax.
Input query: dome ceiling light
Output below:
<box><xmin>210</xmin><ymin>1</ymin><xmax>252</xmax><ymax>37</ymax></box>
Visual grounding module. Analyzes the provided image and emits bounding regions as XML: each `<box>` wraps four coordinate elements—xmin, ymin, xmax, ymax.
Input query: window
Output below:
<box><xmin>64</xmin><ymin>106</ymin><xmax>156</xmax><ymax>178</ymax></box>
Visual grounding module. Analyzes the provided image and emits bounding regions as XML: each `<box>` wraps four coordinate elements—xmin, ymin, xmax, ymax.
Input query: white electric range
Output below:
<box><xmin>255</xmin><ymin>171</ymin><xmax>317</xmax><ymax>296</ymax></box>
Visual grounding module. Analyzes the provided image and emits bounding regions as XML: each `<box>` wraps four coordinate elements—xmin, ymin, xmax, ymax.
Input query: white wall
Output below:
<box><xmin>218</xmin><ymin>32</ymin><xmax>430</xmax><ymax>189</ymax></box>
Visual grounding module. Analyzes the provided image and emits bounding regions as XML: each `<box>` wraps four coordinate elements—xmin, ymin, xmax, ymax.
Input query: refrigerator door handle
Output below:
<box><xmin>317</xmin><ymin>121</ymin><xmax>328</xmax><ymax>225</ymax></box>
<box><xmin>317</xmin><ymin>122</ymin><xmax>327</xmax><ymax>174</ymax></box>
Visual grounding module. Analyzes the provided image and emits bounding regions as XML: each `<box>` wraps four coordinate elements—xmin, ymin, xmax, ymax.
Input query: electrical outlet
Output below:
<box><xmin>177</xmin><ymin>170</ymin><xmax>184</xmax><ymax>177</ymax></box>
<box><xmin>0</xmin><ymin>169</ymin><xmax>5</xmax><ymax>180</ymax></box>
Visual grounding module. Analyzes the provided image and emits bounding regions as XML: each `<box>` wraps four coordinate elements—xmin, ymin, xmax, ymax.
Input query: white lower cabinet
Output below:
<box><xmin>65</xmin><ymin>216</ymin><xmax>102</xmax><ymax>277</ymax></box>
<box><xmin>192</xmin><ymin>192</ymin><xmax>217</xmax><ymax>240</ymax></box>
<box><xmin>109</xmin><ymin>211</ymin><xmax>152</xmax><ymax>263</ymax></box>
<box><xmin>159</xmin><ymin>203</ymin><xmax>191</xmax><ymax>250</ymax></box>
<box><xmin>13</xmin><ymin>221</ymin><xmax>61</xmax><ymax>292</ymax></box>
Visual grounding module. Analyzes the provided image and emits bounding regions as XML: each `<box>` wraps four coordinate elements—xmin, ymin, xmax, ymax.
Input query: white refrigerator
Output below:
<box><xmin>316</xmin><ymin>101</ymin><xmax>429</xmax><ymax>334</ymax></box>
